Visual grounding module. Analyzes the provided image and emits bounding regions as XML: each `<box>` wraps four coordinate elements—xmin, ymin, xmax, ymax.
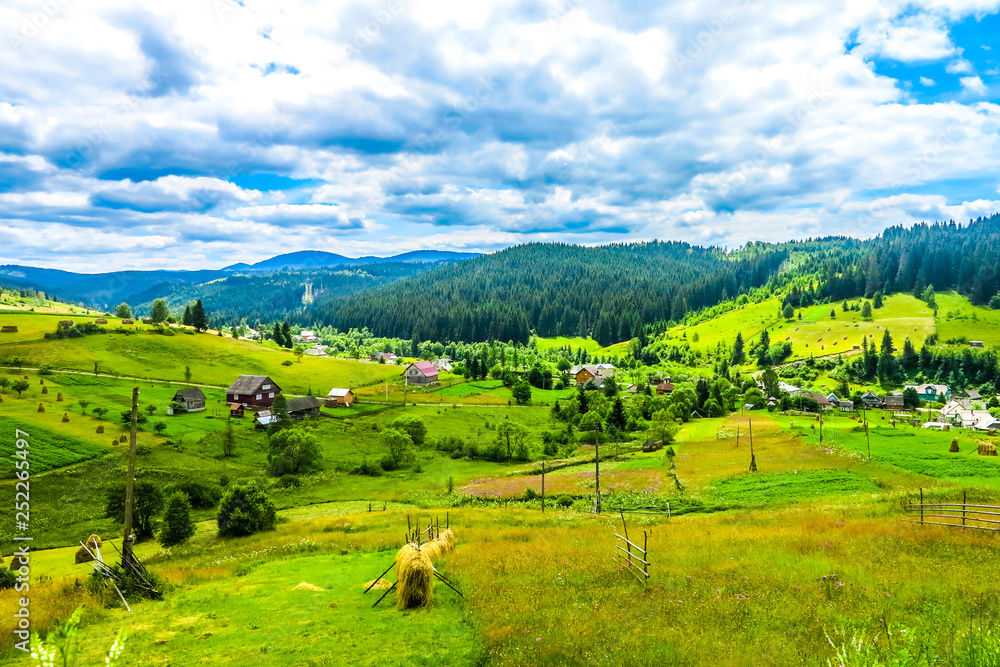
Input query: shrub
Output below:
<box><xmin>168</xmin><ymin>481</ymin><xmax>222</xmax><ymax>509</ymax></box>
<box><xmin>160</xmin><ymin>492</ymin><xmax>196</xmax><ymax>547</ymax></box>
<box><xmin>281</xmin><ymin>360</ymin><xmax>293</xmax><ymax>366</ymax></box>
<box><xmin>556</xmin><ymin>495</ymin><xmax>574</xmax><ymax>508</ymax></box>
<box><xmin>276</xmin><ymin>474</ymin><xmax>301</xmax><ymax>488</ymax></box>
<box><xmin>267</xmin><ymin>428</ymin><xmax>321</xmax><ymax>477</ymax></box>
<box><xmin>104</xmin><ymin>480</ymin><xmax>164</xmax><ymax>541</ymax></box>
<box><xmin>522</xmin><ymin>488</ymin><xmax>538</xmax><ymax>501</ymax></box>
<box><xmin>217</xmin><ymin>481</ymin><xmax>277</xmax><ymax>537</ymax></box>
<box><xmin>379</xmin><ymin>454</ymin><xmax>397</xmax><ymax>471</ymax></box>
<box><xmin>0</xmin><ymin>568</ymin><xmax>16</xmax><ymax>590</ymax></box>
<box><xmin>352</xmin><ymin>459</ymin><xmax>384</xmax><ymax>476</ymax></box>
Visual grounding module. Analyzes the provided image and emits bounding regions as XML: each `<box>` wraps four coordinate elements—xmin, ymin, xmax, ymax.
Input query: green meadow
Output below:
<box><xmin>5</xmin><ymin>303</ymin><xmax>1000</xmax><ymax>666</ymax></box>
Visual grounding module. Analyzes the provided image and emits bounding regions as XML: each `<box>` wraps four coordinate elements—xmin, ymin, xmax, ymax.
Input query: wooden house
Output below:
<box><xmin>404</xmin><ymin>361</ymin><xmax>439</xmax><ymax>385</ymax></box>
<box><xmin>882</xmin><ymin>395</ymin><xmax>906</xmax><ymax>411</ymax></box>
<box><xmin>370</xmin><ymin>352</ymin><xmax>398</xmax><ymax>363</ymax></box>
<box><xmin>326</xmin><ymin>388</ymin><xmax>354</xmax><ymax>407</ymax></box>
<box><xmin>287</xmin><ymin>396</ymin><xmax>322</xmax><ymax>420</ymax></box>
<box><xmin>171</xmin><ymin>387</ymin><xmax>206</xmax><ymax>412</ymax></box>
<box><xmin>226</xmin><ymin>375</ymin><xmax>281</xmax><ymax>408</ymax></box>
<box><xmin>904</xmin><ymin>383</ymin><xmax>951</xmax><ymax>402</ymax></box>
<box><xmin>229</xmin><ymin>403</ymin><xmax>245</xmax><ymax>418</ymax></box>
<box><xmin>655</xmin><ymin>380</ymin><xmax>675</xmax><ymax>395</ymax></box>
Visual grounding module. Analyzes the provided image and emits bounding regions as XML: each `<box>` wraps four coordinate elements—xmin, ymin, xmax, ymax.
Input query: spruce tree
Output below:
<box><xmin>183</xmin><ymin>304</ymin><xmax>193</xmax><ymax>326</ymax></box>
<box><xmin>191</xmin><ymin>299</ymin><xmax>208</xmax><ymax>332</ymax></box>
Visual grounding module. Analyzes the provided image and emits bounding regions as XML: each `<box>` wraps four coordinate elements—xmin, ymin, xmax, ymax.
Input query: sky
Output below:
<box><xmin>1</xmin><ymin>0</ymin><xmax>999</xmax><ymax>271</ymax></box>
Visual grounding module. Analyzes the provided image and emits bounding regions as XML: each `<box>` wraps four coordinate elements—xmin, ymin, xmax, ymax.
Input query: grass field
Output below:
<box><xmin>936</xmin><ymin>291</ymin><xmax>1000</xmax><ymax>348</ymax></box>
<box><xmin>667</xmin><ymin>294</ymin><xmax>936</xmax><ymax>363</ymax></box>
<box><xmin>0</xmin><ymin>311</ymin><xmax>401</xmax><ymax>394</ymax></box>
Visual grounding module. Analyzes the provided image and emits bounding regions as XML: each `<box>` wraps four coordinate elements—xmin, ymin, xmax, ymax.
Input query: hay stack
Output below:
<box><xmin>979</xmin><ymin>442</ymin><xmax>998</xmax><ymax>456</ymax></box>
<box><xmin>111</xmin><ymin>439</ymin><xmax>118</xmax><ymax>447</ymax></box>
<box><xmin>949</xmin><ymin>439</ymin><xmax>960</xmax><ymax>453</ymax></box>
<box><xmin>365</xmin><ymin>579</ymin><xmax>393</xmax><ymax>590</ymax></box>
<box><xmin>41</xmin><ymin>386</ymin><xmax>48</xmax><ymax>394</ymax></box>
<box><xmin>420</xmin><ymin>528</ymin><xmax>457</xmax><ymax>562</ymax></box>
<box><xmin>395</xmin><ymin>544</ymin><xmax>433</xmax><ymax>610</ymax></box>
<box><xmin>57</xmin><ymin>392</ymin><xmax>63</xmax><ymax>401</ymax></box>
<box><xmin>292</xmin><ymin>582</ymin><xmax>324</xmax><ymax>591</ymax></box>
<box><xmin>62</xmin><ymin>413</ymin><xmax>69</xmax><ymax>422</ymax></box>
<box><xmin>119</xmin><ymin>435</ymin><xmax>127</xmax><ymax>443</ymax></box>
<box><xmin>10</xmin><ymin>555</ymin><xmax>26</xmax><ymax>570</ymax></box>
<box><xmin>74</xmin><ymin>535</ymin><xmax>102</xmax><ymax>564</ymax></box>
<box><xmin>96</xmin><ymin>425</ymin><xmax>104</xmax><ymax>434</ymax></box>
<box><xmin>96</xmin><ymin>318</ymin><xmax>108</xmax><ymax>325</ymax></box>
<box><xmin>37</xmin><ymin>404</ymin><xmax>45</xmax><ymax>413</ymax></box>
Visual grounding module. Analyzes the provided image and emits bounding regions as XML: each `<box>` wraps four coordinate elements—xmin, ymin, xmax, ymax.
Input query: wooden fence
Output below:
<box><xmin>612</xmin><ymin>512</ymin><xmax>650</xmax><ymax>586</ymax></box>
<box><xmin>903</xmin><ymin>490</ymin><xmax>1000</xmax><ymax>532</ymax></box>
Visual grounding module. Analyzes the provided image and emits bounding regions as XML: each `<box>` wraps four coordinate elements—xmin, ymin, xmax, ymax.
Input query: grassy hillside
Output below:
<box><xmin>665</xmin><ymin>293</ymin><xmax>937</xmax><ymax>362</ymax></box>
<box><xmin>0</xmin><ymin>311</ymin><xmax>401</xmax><ymax>393</ymax></box>
<box><xmin>936</xmin><ymin>291</ymin><xmax>1000</xmax><ymax>347</ymax></box>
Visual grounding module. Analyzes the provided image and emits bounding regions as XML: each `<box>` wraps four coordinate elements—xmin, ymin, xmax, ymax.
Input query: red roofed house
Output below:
<box><xmin>404</xmin><ymin>361</ymin><xmax>439</xmax><ymax>385</ymax></box>
<box><xmin>226</xmin><ymin>375</ymin><xmax>281</xmax><ymax>409</ymax></box>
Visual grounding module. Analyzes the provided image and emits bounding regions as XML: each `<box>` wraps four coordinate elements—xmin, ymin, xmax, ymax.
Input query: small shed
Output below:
<box><xmin>172</xmin><ymin>387</ymin><xmax>206</xmax><ymax>412</ymax></box>
<box><xmin>254</xmin><ymin>413</ymin><xmax>275</xmax><ymax>430</ymax></box>
<box><xmin>326</xmin><ymin>388</ymin><xmax>354</xmax><ymax>407</ymax></box>
<box><xmin>229</xmin><ymin>403</ymin><xmax>245</xmax><ymax>418</ymax></box>
<box><xmin>287</xmin><ymin>396</ymin><xmax>322</xmax><ymax>420</ymax></box>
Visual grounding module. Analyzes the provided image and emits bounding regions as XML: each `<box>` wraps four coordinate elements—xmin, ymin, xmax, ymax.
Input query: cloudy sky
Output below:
<box><xmin>1</xmin><ymin>0</ymin><xmax>999</xmax><ymax>271</ymax></box>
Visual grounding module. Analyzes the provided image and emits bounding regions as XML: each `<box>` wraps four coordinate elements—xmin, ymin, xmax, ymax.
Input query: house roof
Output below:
<box><xmin>656</xmin><ymin>381</ymin><xmax>675</xmax><ymax>391</ymax></box>
<box><xmin>965</xmin><ymin>390</ymin><xmax>983</xmax><ymax>400</ymax></box>
<box><xmin>327</xmin><ymin>388</ymin><xmax>353</xmax><ymax>397</ymax></box>
<box><xmin>287</xmin><ymin>396</ymin><xmax>322</xmax><ymax>412</ymax></box>
<box><xmin>882</xmin><ymin>395</ymin><xmax>905</xmax><ymax>406</ymax></box>
<box><xmin>254</xmin><ymin>415</ymin><xmax>276</xmax><ymax>425</ymax></box>
<box><xmin>173</xmin><ymin>387</ymin><xmax>205</xmax><ymax>400</ymax></box>
<box><xmin>975</xmin><ymin>416</ymin><xmax>1000</xmax><ymax>430</ymax></box>
<box><xmin>407</xmin><ymin>361</ymin><xmax>439</xmax><ymax>376</ymax></box>
<box><xmin>906</xmin><ymin>383</ymin><xmax>949</xmax><ymax>395</ymax></box>
<box><xmin>229</xmin><ymin>403</ymin><xmax>243</xmax><ymax>411</ymax></box>
<box><xmin>227</xmin><ymin>375</ymin><xmax>277</xmax><ymax>394</ymax></box>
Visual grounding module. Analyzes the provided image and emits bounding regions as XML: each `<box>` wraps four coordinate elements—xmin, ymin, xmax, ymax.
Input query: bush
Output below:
<box><xmin>379</xmin><ymin>454</ymin><xmax>397</xmax><ymax>471</ymax></box>
<box><xmin>160</xmin><ymin>491</ymin><xmax>196</xmax><ymax>547</ymax></box>
<box><xmin>522</xmin><ymin>488</ymin><xmax>538</xmax><ymax>501</ymax></box>
<box><xmin>352</xmin><ymin>459</ymin><xmax>384</xmax><ymax>476</ymax></box>
<box><xmin>167</xmin><ymin>481</ymin><xmax>223</xmax><ymax>509</ymax></box>
<box><xmin>281</xmin><ymin>360</ymin><xmax>293</xmax><ymax>366</ymax></box>
<box><xmin>556</xmin><ymin>495</ymin><xmax>574</xmax><ymax>508</ymax></box>
<box><xmin>217</xmin><ymin>481</ymin><xmax>277</xmax><ymax>537</ymax></box>
<box><xmin>0</xmin><ymin>568</ymin><xmax>16</xmax><ymax>590</ymax></box>
<box><xmin>267</xmin><ymin>428</ymin><xmax>322</xmax><ymax>477</ymax></box>
<box><xmin>276</xmin><ymin>474</ymin><xmax>301</xmax><ymax>488</ymax></box>
<box><xmin>104</xmin><ymin>480</ymin><xmax>164</xmax><ymax>541</ymax></box>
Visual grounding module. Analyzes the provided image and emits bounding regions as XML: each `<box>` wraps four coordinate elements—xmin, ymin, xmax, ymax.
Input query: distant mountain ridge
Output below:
<box><xmin>0</xmin><ymin>249</ymin><xmax>481</xmax><ymax>309</ymax></box>
<box><xmin>223</xmin><ymin>249</ymin><xmax>481</xmax><ymax>272</ymax></box>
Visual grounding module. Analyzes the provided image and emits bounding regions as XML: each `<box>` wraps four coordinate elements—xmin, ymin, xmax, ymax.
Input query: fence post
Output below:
<box><xmin>963</xmin><ymin>490</ymin><xmax>967</xmax><ymax>526</ymax></box>
<box><xmin>541</xmin><ymin>461</ymin><xmax>546</xmax><ymax>514</ymax></box>
<box><xmin>643</xmin><ymin>530</ymin><xmax>648</xmax><ymax>585</ymax></box>
<box><xmin>620</xmin><ymin>511</ymin><xmax>632</xmax><ymax>567</ymax></box>
<box><xmin>920</xmin><ymin>488</ymin><xmax>924</xmax><ymax>525</ymax></box>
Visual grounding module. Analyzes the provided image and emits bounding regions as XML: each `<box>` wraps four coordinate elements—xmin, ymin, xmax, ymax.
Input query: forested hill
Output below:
<box><xmin>811</xmin><ymin>214</ymin><xmax>1000</xmax><ymax>303</ymax></box>
<box><xmin>321</xmin><ymin>242</ymin><xmax>788</xmax><ymax>345</ymax></box>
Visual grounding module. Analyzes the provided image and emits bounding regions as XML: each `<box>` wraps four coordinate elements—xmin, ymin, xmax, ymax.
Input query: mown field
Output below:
<box><xmin>669</xmin><ymin>294</ymin><xmax>936</xmax><ymax>362</ymax></box>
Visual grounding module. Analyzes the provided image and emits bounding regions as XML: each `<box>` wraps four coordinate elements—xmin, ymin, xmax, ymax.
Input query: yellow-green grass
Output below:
<box><xmin>534</xmin><ymin>336</ymin><xmax>606</xmax><ymax>355</ymax></box>
<box><xmin>0</xmin><ymin>313</ymin><xmax>400</xmax><ymax>394</ymax></box>
<box><xmin>0</xmin><ymin>312</ymin><xmax>128</xmax><ymax>342</ymax></box>
<box><xmin>936</xmin><ymin>291</ymin><xmax>1000</xmax><ymax>348</ymax></box>
<box><xmin>668</xmin><ymin>294</ymin><xmax>936</xmax><ymax>363</ymax></box>
<box><xmin>10</xmin><ymin>504</ymin><xmax>1000</xmax><ymax>666</ymax></box>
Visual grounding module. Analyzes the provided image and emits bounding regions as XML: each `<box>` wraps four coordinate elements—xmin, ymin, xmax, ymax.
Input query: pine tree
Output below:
<box><xmin>191</xmin><ymin>299</ymin><xmax>208</xmax><ymax>332</ymax></box>
<box><xmin>281</xmin><ymin>322</ymin><xmax>292</xmax><ymax>348</ymax></box>
<box><xmin>183</xmin><ymin>304</ymin><xmax>193</xmax><ymax>326</ymax></box>
<box><xmin>607</xmin><ymin>398</ymin><xmax>627</xmax><ymax>430</ymax></box>
<box><xmin>732</xmin><ymin>332</ymin><xmax>745</xmax><ymax>365</ymax></box>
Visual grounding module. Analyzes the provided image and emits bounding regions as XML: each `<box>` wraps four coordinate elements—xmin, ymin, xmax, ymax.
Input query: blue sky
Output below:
<box><xmin>0</xmin><ymin>0</ymin><xmax>998</xmax><ymax>271</ymax></box>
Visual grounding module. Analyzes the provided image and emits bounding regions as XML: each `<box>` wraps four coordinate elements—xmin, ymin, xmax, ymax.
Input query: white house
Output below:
<box><xmin>974</xmin><ymin>415</ymin><xmax>1000</xmax><ymax>432</ymax></box>
<box><xmin>957</xmin><ymin>409</ymin><xmax>994</xmax><ymax>428</ymax></box>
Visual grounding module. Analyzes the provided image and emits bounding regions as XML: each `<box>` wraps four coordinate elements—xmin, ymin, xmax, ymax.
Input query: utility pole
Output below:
<box><xmin>122</xmin><ymin>387</ymin><xmax>139</xmax><ymax>562</ymax></box>
<box><xmin>866</xmin><ymin>421</ymin><xmax>871</xmax><ymax>460</ymax></box>
<box><xmin>749</xmin><ymin>418</ymin><xmax>757</xmax><ymax>472</ymax></box>
<box><xmin>819</xmin><ymin>414</ymin><xmax>823</xmax><ymax>443</ymax></box>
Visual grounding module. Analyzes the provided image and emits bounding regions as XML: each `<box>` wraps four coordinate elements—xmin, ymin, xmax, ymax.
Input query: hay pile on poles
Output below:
<box><xmin>74</xmin><ymin>535</ymin><xmax>103</xmax><ymax>564</ymax></box>
<box><xmin>395</xmin><ymin>544</ymin><xmax>434</xmax><ymax>609</ymax></box>
<box><xmin>950</xmin><ymin>439</ymin><xmax>961</xmax><ymax>453</ymax></box>
<box><xmin>367</xmin><ymin>515</ymin><xmax>461</xmax><ymax>610</ymax></box>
